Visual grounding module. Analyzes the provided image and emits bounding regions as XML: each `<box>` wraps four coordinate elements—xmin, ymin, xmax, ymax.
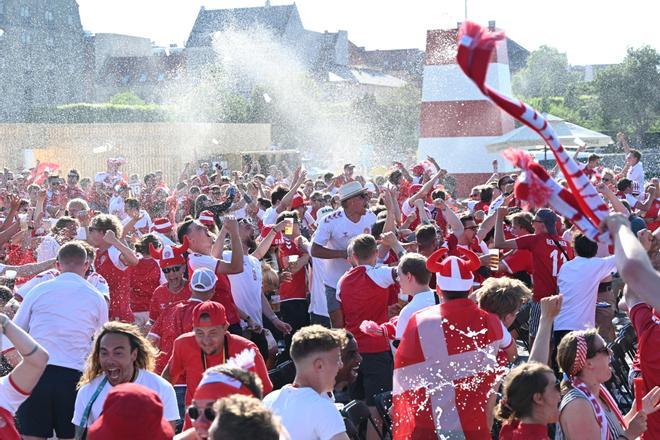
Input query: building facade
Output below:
<box><xmin>0</xmin><ymin>0</ymin><xmax>89</xmax><ymax>121</ymax></box>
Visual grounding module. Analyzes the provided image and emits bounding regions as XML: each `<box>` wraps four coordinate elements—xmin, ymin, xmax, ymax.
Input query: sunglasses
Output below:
<box><xmin>162</xmin><ymin>265</ymin><xmax>182</xmax><ymax>274</ymax></box>
<box><xmin>187</xmin><ymin>405</ymin><xmax>215</xmax><ymax>421</ymax></box>
<box><xmin>602</xmin><ymin>178</ymin><xmax>612</xmax><ymax>183</ymax></box>
<box><xmin>590</xmin><ymin>346</ymin><xmax>611</xmax><ymax>358</ymax></box>
<box><xmin>464</xmin><ymin>225</ymin><xmax>478</xmax><ymax>230</ymax></box>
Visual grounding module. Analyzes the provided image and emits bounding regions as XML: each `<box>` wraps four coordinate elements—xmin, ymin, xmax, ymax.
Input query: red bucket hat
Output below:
<box><xmin>87</xmin><ymin>383</ymin><xmax>174</xmax><ymax>440</ymax></box>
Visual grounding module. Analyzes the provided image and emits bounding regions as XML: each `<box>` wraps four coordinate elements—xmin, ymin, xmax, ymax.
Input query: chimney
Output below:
<box><xmin>265</xmin><ymin>0</ymin><xmax>271</xmax><ymax>7</ymax></box>
<box><xmin>488</xmin><ymin>20</ymin><xmax>496</xmax><ymax>30</ymax></box>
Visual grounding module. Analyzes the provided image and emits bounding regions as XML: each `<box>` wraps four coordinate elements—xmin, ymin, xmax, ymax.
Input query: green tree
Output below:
<box><xmin>512</xmin><ymin>46</ymin><xmax>579</xmax><ymax>98</ymax></box>
<box><xmin>595</xmin><ymin>45</ymin><xmax>660</xmax><ymax>140</ymax></box>
<box><xmin>109</xmin><ymin>91</ymin><xmax>145</xmax><ymax>106</ymax></box>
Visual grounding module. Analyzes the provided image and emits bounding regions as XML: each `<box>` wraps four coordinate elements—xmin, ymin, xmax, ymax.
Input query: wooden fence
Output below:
<box><xmin>0</xmin><ymin>123</ymin><xmax>271</xmax><ymax>183</ymax></box>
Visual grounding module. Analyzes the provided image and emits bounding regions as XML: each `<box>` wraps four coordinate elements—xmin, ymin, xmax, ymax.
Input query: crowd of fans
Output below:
<box><xmin>0</xmin><ymin>131</ymin><xmax>657</xmax><ymax>440</ymax></box>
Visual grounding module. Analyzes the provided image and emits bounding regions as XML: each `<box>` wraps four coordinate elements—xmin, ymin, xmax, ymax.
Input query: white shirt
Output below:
<box><xmin>555</xmin><ymin>256</ymin><xmax>617</xmax><ymax>331</ymax></box>
<box><xmin>13</xmin><ymin>272</ymin><xmax>108</xmax><ymax>371</ymax></box>
<box><xmin>36</xmin><ymin>235</ymin><xmax>61</xmax><ymax>263</ymax></box>
<box><xmin>108</xmin><ymin>196</ymin><xmax>125</xmax><ymax>218</ymax></box>
<box><xmin>262</xmin><ymin>206</ymin><xmax>279</xmax><ymax>226</ymax></box>
<box><xmin>223</xmin><ymin>251</ymin><xmax>263</xmax><ymax>326</ymax></box>
<box><xmin>488</xmin><ymin>194</ymin><xmax>505</xmax><ymax>215</ymax></box>
<box><xmin>624</xmin><ymin>193</ymin><xmax>640</xmax><ymax>210</ymax></box>
<box><xmin>16</xmin><ymin>269</ymin><xmax>110</xmax><ymax>301</ymax></box>
<box><xmin>263</xmin><ymin>385</ymin><xmax>346</xmax><ymax>440</ymax></box>
<box><xmin>627</xmin><ymin>161</ymin><xmax>645</xmax><ymax>198</ymax></box>
<box><xmin>312</xmin><ymin>208</ymin><xmax>377</xmax><ymax>289</ymax></box>
<box><xmin>309</xmin><ymin>256</ymin><xmax>329</xmax><ymax>317</ymax></box>
<box><xmin>72</xmin><ymin>369</ymin><xmax>179</xmax><ymax>427</ymax></box>
<box><xmin>121</xmin><ymin>210</ymin><xmax>152</xmax><ymax>236</ymax></box>
<box><xmin>0</xmin><ymin>374</ymin><xmax>29</xmax><ymax>415</ymax></box>
<box><xmin>395</xmin><ymin>290</ymin><xmax>440</xmax><ymax>339</ymax></box>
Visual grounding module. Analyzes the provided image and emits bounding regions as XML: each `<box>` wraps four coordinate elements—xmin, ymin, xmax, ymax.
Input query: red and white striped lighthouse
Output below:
<box><xmin>418</xmin><ymin>22</ymin><xmax>515</xmax><ymax>196</ymax></box>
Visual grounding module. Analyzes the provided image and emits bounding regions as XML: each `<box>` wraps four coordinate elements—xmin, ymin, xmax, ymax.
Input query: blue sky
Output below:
<box><xmin>77</xmin><ymin>0</ymin><xmax>659</xmax><ymax>65</ymax></box>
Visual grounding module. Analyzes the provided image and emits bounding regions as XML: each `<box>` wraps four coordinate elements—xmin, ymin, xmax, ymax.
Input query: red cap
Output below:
<box><xmin>149</xmin><ymin>236</ymin><xmax>189</xmax><ymax>269</ymax></box>
<box><xmin>411</xmin><ymin>164</ymin><xmax>425</xmax><ymax>175</ymax></box>
<box><xmin>193</xmin><ymin>301</ymin><xmax>228</xmax><ymax>328</ymax></box>
<box><xmin>198</xmin><ymin>210</ymin><xmax>215</xmax><ymax>227</ymax></box>
<box><xmin>87</xmin><ymin>383</ymin><xmax>174</xmax><ymax>440</ymax></box>
<box><xmin>151</xmin><ymin>217</ymin><xmax>173</xmax><ymax>233</ymax></box>
<box><xmin>291</xmin><ymin>194</ymin><xmax>307</xmax><ymax>209</ymax></box>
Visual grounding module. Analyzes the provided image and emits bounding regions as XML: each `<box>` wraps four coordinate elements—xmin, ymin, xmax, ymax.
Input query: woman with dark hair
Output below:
<box><xmin>73</xmin><ymin>322</ymin><xmax>179</xmax><ymax>435</ymax></box>
<box><xmin>556</xmin><ymin>329</ymin><xmax>660</xmax><ymax>439</ymax></box>
<box><xmin>496</xmin><ymin>362</ymin><xmax>560</xmax><ymax>440</ymax></box>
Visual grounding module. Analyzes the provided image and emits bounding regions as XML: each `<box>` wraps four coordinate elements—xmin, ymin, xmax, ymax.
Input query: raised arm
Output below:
<box><xmin>434</xmin><ymin>198</ymin><xmax>463</xmax><ymax>237</ymax></box>
<box><xmin>476</xmin><ymin>211</ymin><xmax>497</xmax><ymax>242</ymax></box>
<box><xmin>217</xmin><ymin>217</ymin><xmax>243</xmax><ymax>274</ymax></box>
<box><xmin>494</xmin><ymin>207</ymin><xmax>518</xmax><ymax>250</ymax></box>
<box><xmin>605</xmin><ymin>214</ymin><xmax>660</xmax><ymax>310</ymax></box>
<box><xmin>104</xmin><ymin>231</ymin><xmax>139</xmax><ymax>266</ymax></box>
<box><xmin>252</xmin><ymin>221</ymin><xmax>285</xmax><ymax>260</ymax></box>
<box><xmin>0</xmin><ymin>313</ymin><xmax>49</xmax><ymax>394</ymax></box>
<box><xmin>277</xmin><ymin>167</ymin><xmax>305</xmax><ymax>214</ymax></box>
<box><xmin>597</xmin><ymin>182</ymin><xmax>629</xmax><ymax>214</ymax></box>
<box><xmin>529</xmin><ymin>295</ymin><xmax>562</xmax><ymax>365</ymax></box>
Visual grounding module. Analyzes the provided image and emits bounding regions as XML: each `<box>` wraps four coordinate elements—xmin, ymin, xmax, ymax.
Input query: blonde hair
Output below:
<box><xmin>78</xmin><ymin>321</ymin><xmax>157</xmax><ymax>388</ymax></box>
<box><xmin>261</xmin><ymin>263</ymin><xmax>279</xmax><ymax>292</ymax></box>
<box><xmin>476</xmin><ymin>277</ymin><xmax>531</xmax><ymax>319</ymax></box>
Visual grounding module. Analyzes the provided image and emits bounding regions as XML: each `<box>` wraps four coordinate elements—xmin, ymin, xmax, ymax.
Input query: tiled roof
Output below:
<box><xmin>186</xmin><ymin>4</ymin><xmax>295</xmax><ymax>47</ymax></box>
<box><xmin>98</xmin><ymin>53</ymin><xmax>186</xmax><ymax>85</ymax></box>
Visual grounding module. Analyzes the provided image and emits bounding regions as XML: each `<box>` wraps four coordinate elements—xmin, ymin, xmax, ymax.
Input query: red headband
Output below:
<box><xmin>570</xmin><ymin>335</ymin><xmax>588</xmax><ymax>377</ymax></box>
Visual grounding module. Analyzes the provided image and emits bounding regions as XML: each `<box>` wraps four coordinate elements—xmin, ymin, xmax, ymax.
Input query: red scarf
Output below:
<box><xmin>456</xmin><ymin>22</ymin><xmax>610</xmax><ymax>245</ymax></box>
<box><xmin>571</xmin><ymin>378</ymin><xmax>626</xmax><ymax>440</ymax></box>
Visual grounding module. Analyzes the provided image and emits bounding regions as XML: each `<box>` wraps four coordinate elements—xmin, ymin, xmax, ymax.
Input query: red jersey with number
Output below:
<box><xmin>277</xmin><ymin>238</ymin><xmax>307</xmax><ymax>301</ymax></box>
<box><xmin>149</xmin><ymin>283</ymin><xmax>191</xmax><ymax>322</ymax></box>
<box><xmin>95</xmin><ymin>247</ymin><xmax>134</xmax><ymax>322</ymax></box>
<box><xmin>515</xmin><ymin>233</ymin><xmax>573</xmax><ymax>301</ymax></box>
<box><xmin>501</xmin><ymin>249</ymin><xmax>534</xmax><ymax>275</ymax></box>
<box><xmin>128</xmin><ymin>258</ymin><xmax>161</xmax><ymax>312</ymax></box>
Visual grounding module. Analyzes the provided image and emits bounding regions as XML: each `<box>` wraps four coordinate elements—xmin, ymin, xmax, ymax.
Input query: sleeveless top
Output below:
<box><xmin>556</xmin><ymin>388</ymin><xmax>624</xmax><ymax>440</ymax></box>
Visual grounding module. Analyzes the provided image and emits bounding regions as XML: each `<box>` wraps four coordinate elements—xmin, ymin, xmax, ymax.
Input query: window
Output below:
<box><xmin>45</xmin><ymin>11</ymin><xmax>53</xmax><ymax>21</ymax></box>
<box><xmin>20</xmin><ymin>5</ymin><xmax>29</xmax><ymax>18</ymax></box>
<box><xmin>121</xmin><ymin>74</ymin><xmax>130</xmax><ymax>84</ymax></box>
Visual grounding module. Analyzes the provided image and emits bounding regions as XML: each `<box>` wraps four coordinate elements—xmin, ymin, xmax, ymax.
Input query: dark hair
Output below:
<box><xmin>459</xmin><ymin>215</ymin><xmax>475</xmax><ymax>226</ymax></box>
<box><xmin>177</xmin><ymin>218</ymin><xmax>195</xmax><ymax>244</ymax></box>
<box><xmin>349</xmin><ymin>234</ymin><xmax>378</xmax><ymax>261</ymax></box>
<box><xmin>371</xmin><ymin>220</ymin><xmax>385</xmax><ymax>240</ymax></box>
<box><xmin>398</xmin><ymin>253</ymin><xmax>431</xmax><ymax>285</ymax></box>
<box><xmin>496</xmin><ymin>362</ymin><xmax>554</xmax><ymax>421</ymax></box>
<box><xmin>125</xmin><ymin>198</ymin><xmax>140</xmax><ymax>210</ymax></box>
<box><xmin>498</xmin><ymin>176</ymin><xmax>514</xmax><ymax>191</ymax></box>
<box><xmin>556</xmin><ymin>328</ymin><xmax>601</xmax><ymax>392</ymax></box>
<box><xmin>143</xmin><ymin>173</ymin><xmax>155</xmax><ymax>185</ymax></box>
<box><xmin>574</xmin><ymin>233</ymin><xmax>598</xmax><ymax>258</ymax></box>
<box><xmin>510</xmin><ymin>212</ymin><xmax>535</xmax><ymax>234</ymax></box>
<box><xmin>442</xmin><ymin>290</ymin><xmax>471</xmax><ymax>300</ymax></box>
<box><xmin>276</xmin><ymin>210</ymin><xmax>298</xmax><ymax>224</ymax></box>
<box><xmin>430</xmin><ymin>189</ymin><xmax>446</xmax><ymax>201</ymax></box>
<box><xmin>588</xmin><ymin>154</ymin><xmax>601</xmax><ymax>163</ymax></box>
<box><xmin>211</xmin><ymin>395</ymin><xmax>280</xmax><ymax>440</ymax></box>
<box><xmin>617</xmin><ymin>178</ymin><xmax>632</xmax><ymax>192</ymax></box>
<box><xmin>90</xmin><ymin>214</ymin><xmax>122</xmax><ymax>237</ymax></box>
<box><xmin>257</xmin><ymin>197</ymin><xmax>271</xmax><ymax>210</ymax></box>
<box><xmin>77</xmin><ymin>240</ymin><xmax>97</xmax><ymax>262</ymax></box>
<box><xmin>290</xmin><ymin>325</ymin><xmax>343</xmax><ymax>364</ymax></box>
<box><xmin>479</xmin><ymin>186</ymin><xmax>494</xmax><ymax>204</ymax></box>
<box><xmin>135</xmin><ymin>234</ymin><xmax>160</xmax><ymax>256</ymax></box>
<box><xmin>415</xmin><ymin>224</ymin><xmax>438</xmax><ymax>250</ymax></box>
<box><xmin>629</xmin><ymin>149</ymin><xmax>642</xmax><ymax>162</ymax></box>
<box><xmin>270</xmin><ymin>186</ymin><xmax>288</xmax><ymax>205</ymax></box>
<box><xmin>57</xmin><ymin>241</ymin><xmax>88</xmax><ymax>266</ymax></box>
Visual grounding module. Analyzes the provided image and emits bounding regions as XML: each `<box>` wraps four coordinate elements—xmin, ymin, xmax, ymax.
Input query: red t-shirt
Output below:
<box><xmin>338</xmin><ymin>265</ymin><xmax>396</xmax><ymax>353</ymax></box>
<box><xmin>644</xmin><ymin>198</ymin><xmax>659</xmax><ymax>231</ymax></box>
<box><xmin>168</xmin><ymin>332</ymin><xmax>273</xmax><ymax>408</ymax></box>
<box><xmin>187</xmin><ymin>253</ymin><xmax>240</xmax><ymax>325</ymax></box>
<box><xmin>149</xmin><ymin>283</ymin><xmax>191</xmax><ymax>322</ymax></box>
<box><xmin>515</xmin><ymin>233</ymin><xmax>572</xmax><ymax>301</ymax></box>
<box><xmin>501</xmin><ymin>249</ymin><xmax>534</xmax><ymax>275</ymax></box>
<box><xmin>149</xmin><ymin>302</ymin><xmax>186</xmax><ymax>373</ymax></box>
<box><xmin>499</xmin><ymin>422</ymin><xmax>549</xmax><ymax>440</ymax></box>
<box><xmin>128</xmin><ymin>258</ymin><xmax>161</xmax><ymax>312</ymax></box>
<box><xmin>473</xmin><ymin>201</ymin><xmax>489</xmax><ymax>213</ymax></box>
<box><xmin>95</xmin><ymin>247</ymin><xmax>133</xmax><ymax>322</ymax></box>
<box><xmin>630</xmin><ymin>303</ymin><xmax>660</xmax><ymax>440</ymax></box>
<box><xmin>277</xmin><ymin>239</ymin><xmax>307</xmax><ymax>301</ymax></box>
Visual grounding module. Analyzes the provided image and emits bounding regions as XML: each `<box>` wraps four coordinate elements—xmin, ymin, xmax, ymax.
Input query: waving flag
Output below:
<box><xmin>456</xmin><ymin>22</ymin><xmax>610</xmax><ymax>244</ymax></box>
